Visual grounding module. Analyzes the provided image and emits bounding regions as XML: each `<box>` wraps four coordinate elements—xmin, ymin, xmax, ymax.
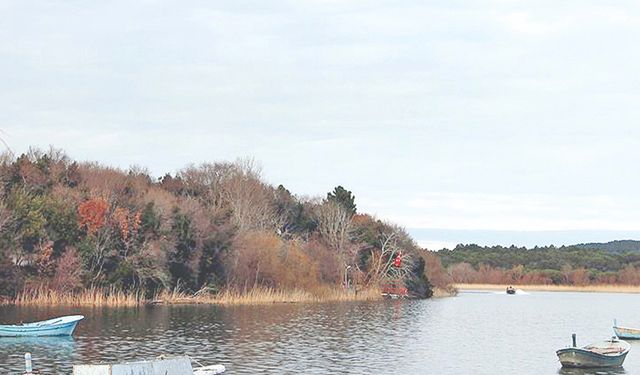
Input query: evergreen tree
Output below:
<box><xmin>327</xmin><ymin>186</ymin><xmax>356</xmax><ymax>217</ymax></box>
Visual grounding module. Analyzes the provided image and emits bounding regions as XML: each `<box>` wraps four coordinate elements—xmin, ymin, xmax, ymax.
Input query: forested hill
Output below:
<box><xmin>437</xmin><ymin>242</ymin><xmax>640</xmax><ymax>285</ymax></box>
<box><xmin>0</xmin><ymin>148</ymin><xmax>436</xmax><ymax>299</ymax></box>
<box><xmin>573</xmin><ymin>240</ymin><xmax>640</xmax><ymax>253</ymax></box>
<box><xmin>437</xmin><ymin>244</ymin><xmax>640</xmax><ymax>271</ymax></box>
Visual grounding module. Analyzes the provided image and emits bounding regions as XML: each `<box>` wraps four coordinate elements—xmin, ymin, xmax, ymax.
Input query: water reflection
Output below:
<box><xmin>559</xmin><ymin>367</ymin><xmax>627</xmax><ymax>375</ymax></box>
<box><xmin>3</xmin><ymin>293</ymin><xmax>640</xmax><ymax>374</ymax></box>
<box><xmin>0</xmin><ymin>335</ymin><xmax>75</xmax><ymax>349</ymax></box>
<box><xmin>0</xmin><ymin>336</ymin><xmax>75</xmax><ymax>373</ymax></box>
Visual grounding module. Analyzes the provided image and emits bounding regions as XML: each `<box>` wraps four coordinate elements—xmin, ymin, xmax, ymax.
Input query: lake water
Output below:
<box><xmin>1</xmin><ymin>291</ymin><xmax>640</xmax><ymax>374</ymax></box>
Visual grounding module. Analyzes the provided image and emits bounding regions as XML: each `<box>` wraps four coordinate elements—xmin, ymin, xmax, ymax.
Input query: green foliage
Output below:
<box><xmin>574</xmin><ymin>240</ymin><xmax>640</xmax><ymax>253</ymax></box>
<box><xmin>168</xmin><ymin>208</ymin><xmax>197</xmax><ymax>289</ymax></box>
<box><xmin>7</xmin><ymin>189</ymin><xmax>47</xmax><ymax>251</ymax></box>
<box><xmin>140</xmin><ymin>202</ymin><xmax>161</xmax><ymax>237</ymax></box>
<box><xmin>109</xmin><ymin>259</ymin><xmax>136</xmax><ymax>289</ymax></box>
<box><xmin>327</xmin><ymin>186</ymin><xmax>356</xmax><ymax>217</ymax></box>
<box><xmin>274</xmin><ymin>185</ymin><xmax>317</xmax><ymax>236</ymax></box>
<box><xmin>197</xmin><ymin>227</ymin><xmax>234</xmax><ymax>288</ymax></box>
<box><xmin>42</xmin><ymin>197</ymin><xmax>79</xmax><ymax>254</ymax></box>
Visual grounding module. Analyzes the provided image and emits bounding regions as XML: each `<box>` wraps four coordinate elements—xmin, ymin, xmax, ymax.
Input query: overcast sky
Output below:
<box><xmin>2</xmin><ymin>1</ymin><xmax>640</xmax><ymax>249</ymax></box>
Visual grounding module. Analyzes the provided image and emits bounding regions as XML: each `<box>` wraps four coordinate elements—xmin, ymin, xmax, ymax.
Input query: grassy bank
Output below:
<box><xmin>454</xmin><ymin>283</ymin><xmax>640</xmax><ymax>294</ymax></box>
<box><xmin>8</xmin><ymin>287</ymin><xmax>383</xmax><ymax>307</ymax></box>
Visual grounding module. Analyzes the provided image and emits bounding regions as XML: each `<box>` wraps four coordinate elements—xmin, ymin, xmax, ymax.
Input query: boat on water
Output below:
<box><xmin>0</xmin><ymin>315</ymin><xmax>84</xmax><ymax>337</ymax></box>
<box><xmin>506</xmin><ymin>286</ymin><xmax>516</xmax><ymax>294</ymax></box>
<box><xmin>194</xmin><ymin>364</ymin><xmax>227</xmax><ymax>374</ymax></box>
<box><xmin>556</xmin><ymin>334</ymin><xmax>630</xmax><ymax>368</ymax></box>
<box><xmin>613</xmin><ymin>319</ymin><xmax>640</xmax><ymax>340</ymax></box>
<box><xmin>73</xmin><ymin>356</ymin><xmax>225</xmax><ymax>374</ymax></box>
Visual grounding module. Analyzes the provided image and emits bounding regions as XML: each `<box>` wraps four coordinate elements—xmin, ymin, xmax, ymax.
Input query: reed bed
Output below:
<box><xmin>153</xmin><ymin>286</ymin><xmax>382</xmax><ymax>305</ymax></box>
<box><xmin>11</xmin><ymin>286</ymin><xmax>382</xmax><ymax>306</ymax></box>
<box><xmin>14</xmin><ymin>287</ymin><xmax>143</xmax><ymax>307</ymax></box>
<box><xmin>454</xmin><ymin>283</ymin><xmax>640</xmax><ymax>294</ymax></box>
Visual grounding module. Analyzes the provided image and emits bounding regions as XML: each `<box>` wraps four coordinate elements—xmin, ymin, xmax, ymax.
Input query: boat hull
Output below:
<box><xmin>614</xmin><ymin>326</ymin><xmax>640</xmax><ymax>340</ymax></box>
<box><xmin>557</xmin><ymin>348</ymin><xmax>628</xmax><ymax>368</ymax></box>
<box><xmin>0</xmin><ymin>316</ymin><xmax>83</xmax><ymax>337</ymax></box>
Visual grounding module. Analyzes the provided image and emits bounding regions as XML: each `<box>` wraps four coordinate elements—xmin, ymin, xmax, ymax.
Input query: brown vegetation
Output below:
<box><xmin>8</xmin><ymin>286</ymin><xmax>382</xmax><ymax>306</ymax></box>
<box><xmin>0</xmin><ymin>148</ymin><xmax>439</xmax><ymax>304</ymax></box>
<box><xmin>446</xmin><ymin>263</ymin><xmax>620</xmax><ymax>286</ymax></box>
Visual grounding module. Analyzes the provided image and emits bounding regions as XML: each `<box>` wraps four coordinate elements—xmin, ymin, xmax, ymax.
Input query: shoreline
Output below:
<box><xmin>454</xmin><ymin>283</ymin><xmax>640</xmax><ymax>294</ymax></box>
<box><xmin>5</xmin><ymin>287</ymin><xmax>385</xmax><ymax>307</ymax></box>
<box><xmin>2</xmin><ymin>286</ymin><xmax>457</xmax><ymax>307</ymax></box>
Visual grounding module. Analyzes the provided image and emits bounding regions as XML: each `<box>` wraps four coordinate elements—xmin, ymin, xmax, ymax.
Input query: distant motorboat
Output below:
<box><xmin>0</xmin><ymin>315</ymin><xmax>84</xmax><ymax>337</ymax></box>
<box><xmin>613</xmin><ymin>319</ymin><xmax>640</xmax><ymax>340</ymax></box>
<box><xmin>556</xmin><ymin>334</ymin><xmax>630</xmax><ymax>368</ymax></box>
<box><xmin>506</xmin><ymin>286</ymin><xmax>516</xmax><ymax>295</ymax></box>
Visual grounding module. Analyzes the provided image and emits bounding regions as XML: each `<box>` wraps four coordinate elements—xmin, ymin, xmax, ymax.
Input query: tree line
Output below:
<box><xmin>438</xmin><ymin>244</ymin><xmax>640</xmax><ymax>285</ymax></box>
<box><xmin>0</xmin><ymin>148</ymin><xmax>434</xmax><ymax>299</ymax></box>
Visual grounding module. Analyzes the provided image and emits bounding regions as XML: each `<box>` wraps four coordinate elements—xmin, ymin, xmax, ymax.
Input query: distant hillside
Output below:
<box><xmin>573</xmin><ymin>240</ymin><xmax>640</xmax><ymax>253</ymax></box>
<box><xmin>437</xmin><ymin>242</ymin><xmax>640</xmax><ymax>285</ymax></box>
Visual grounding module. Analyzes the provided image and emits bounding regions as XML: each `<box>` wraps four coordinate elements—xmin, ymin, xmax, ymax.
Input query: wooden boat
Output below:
<box><xmin>556</xmin><ymin>334</ymin><xmax>630</xmax><ymax>368</ymax></box>
<box><xmin>0</xmin><ymin>315</ymin><xmax>84</xmax><ymax>337</ymax></box>
<box><xmin>506</xmin><ymin>286</ymin><xmax>516</xmax><ymax>294</ymax></box>
<box><xmin>613</xmin><ymin>319</ymin><xmax>640</xmax><ymax>340</ymax></box>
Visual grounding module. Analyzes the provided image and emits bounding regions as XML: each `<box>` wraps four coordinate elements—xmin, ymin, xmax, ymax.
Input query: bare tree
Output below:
<box><xmin>0</xmin><ymin>130</ymin><xmax>14</xmax><ymax>157</ymax></box>
<box><xmin>363</xmin><ymin>230</ymin><xmax>413</xmax><ymax>285</ymax></box>
<box><xmin>221</xmin><ymin>158</ymin><xmax>276</xmax><ymax>232</ymax></box>
<box><xmin>179</xmin><ymin>162</ymin><xmax>236</xmax><ymax>214</ymax></box>
<box><xmin>448</xmin><ymin>262</ymin><xmax>476</xmax><ymax>283</ymax></box>
<box><xmin>315</xmin><ymin>200</ymin><xmax>352</xmax><ymax>266</ymax></box>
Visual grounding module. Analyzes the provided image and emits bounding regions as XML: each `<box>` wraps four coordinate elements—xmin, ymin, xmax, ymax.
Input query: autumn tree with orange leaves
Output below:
<box><xmin>78</xmin><ymin>198</ymin><xmax>109</xmax><ymax>235</ymax></box>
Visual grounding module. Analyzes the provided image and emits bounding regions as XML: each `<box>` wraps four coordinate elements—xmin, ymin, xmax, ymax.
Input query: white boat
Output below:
<box><xmin>73</xmin><ymin>356</ymin><xmax>225</xmax><ymax>375</ymax></box>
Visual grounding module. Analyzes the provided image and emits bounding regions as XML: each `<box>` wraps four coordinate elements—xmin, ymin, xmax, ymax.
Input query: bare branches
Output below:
<box><xmin>315</xmin><ymin>200</ymin><xmax>352</xmax><ymax>256</ymax></box>
<box><xmin>177</xmin><ymin>159</ymin><xmax>276</xmax><ymax>232</ymax></box>
<box><xmin>178</xmin><ymin>162</ymin><xmax>234</xmax><ymax>211</ymax></box>
<box><xmin>221</xmin><ymin>159</ymin><xmax>275</xmax><ymax>232</ymax></box>
<box><xmin>363</xmin><ymin>229</ymin><xmax>413</xmax><ymax>285</ymax></box>
<box><xmin>0</xmin><ymin>200</ymin><xmax>12</xmax><ymax>234</ymax></box>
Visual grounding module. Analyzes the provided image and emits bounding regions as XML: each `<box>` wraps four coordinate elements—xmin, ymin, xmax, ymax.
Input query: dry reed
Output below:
<box><xmin>14</xmin><ymin>287</ymin><xmax>142</xmax><ymax>307</ymax></box>
<box><xmin>11</xmin><ymin>286</ymin><xmax>382</xmax><ymax>306</ymax></box>
<box><xmin>153</xmin><ymin>286</ymin><xmax>382</xmax><ymax>305</ymax></box>
<box><xmin>454</xmin><ymin>283</ymin><xmax>640</xmax><ymax>294</ymax></box>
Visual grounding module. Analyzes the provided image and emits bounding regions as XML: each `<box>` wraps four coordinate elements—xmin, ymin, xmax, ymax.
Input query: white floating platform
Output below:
<box><xmin>73</xmin><ymin>356</ymin><xmax>224</xmax><ymax>375</ymax></box>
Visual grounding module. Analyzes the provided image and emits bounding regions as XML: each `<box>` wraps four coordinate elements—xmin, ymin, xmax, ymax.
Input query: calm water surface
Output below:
<box><xmin>1</xmin><ymin>291</ymin><xmax>639</xmax><ymax>374</ymax></box>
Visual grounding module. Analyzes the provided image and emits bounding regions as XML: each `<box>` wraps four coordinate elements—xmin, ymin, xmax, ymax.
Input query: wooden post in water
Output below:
<box><xmin>572</xmin><ymin>333</ymin><xmax>577</xmax><ymax>348</ymax></box>
<box><xmin>24</xmin><ymin>352</ymin><xmax>32</xmax><ymax>374</ymax></box>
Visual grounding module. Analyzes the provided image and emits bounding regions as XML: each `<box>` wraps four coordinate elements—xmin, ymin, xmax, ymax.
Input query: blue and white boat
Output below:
<box><xmin>0</xmin><ymin>315</ymin><xmax>84</xmax><ymax>337</ymax></box>
<box><xmin>613</xmin><ymin>319</ymin><xmax>640</xmax><ymax>340</ymax></box>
